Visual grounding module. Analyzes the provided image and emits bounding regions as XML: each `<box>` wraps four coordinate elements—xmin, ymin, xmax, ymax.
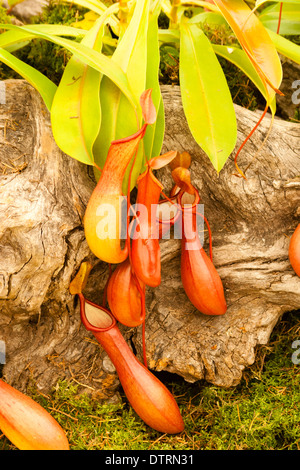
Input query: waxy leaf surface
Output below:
<box><xmin>213</xmin><ymin>44</ymin><xmax>276</xmax><ymax>114</ymax></box>
<box><xmin>179</xmin><ymin>22</ymin><xmax>237</xmax><ymax>172</ymax></box>
<box><xmin>93</xmin><ymin>0</ymin><xmax>150</xmax><ymax>192</ymax></box>
<box><xmin>256</xmin><ymin>0</ymin><xmax>300</xmax><ymax>7</ymax></box>
<box><xmin>268</xmin><ymin>28</ymin><xmax>300</xmax><ymax>64</ymax></box>
<box><xmin>212</xmin><ymin>0</ymin><xmax>282</xmax><ymax>103</ymax></box>
<box><xmin>51</xmin><ymin>16</ymin><xmax>105</xmax><ymax>165</ymax></box>
<box><xmin>259</xmin><ymin>2</ymin><xmax>300</xmax><ymax>35</ymax></box>
<box><xmin>143</xmin><ymin>0</ymin><xmax>165</xmax><ymax>161</ymax></box>
<box><xmin>0</xmin><ymin>24</ymin><xmax>137</xmax><ymax>111</ymax></box>
<box><xmin>0</xmin><ymin>47</ymin><xmax>56</xmax><ymax>110</ymax></box>
<box><xmin>0</xmin><ymin>24</ymin><xmax>87</xmax><ymax>54</ymax></box>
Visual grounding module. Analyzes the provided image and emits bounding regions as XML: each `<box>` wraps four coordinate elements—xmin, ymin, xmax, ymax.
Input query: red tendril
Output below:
<box><xmin>277</xmin><ymin>3</ymin><xmax>283</xmax><ymax>34</ymax></box>
<box><xmin>234</xmin><ymin>102</ymin><xmax>269</xmax><ymax>179</ymax></box>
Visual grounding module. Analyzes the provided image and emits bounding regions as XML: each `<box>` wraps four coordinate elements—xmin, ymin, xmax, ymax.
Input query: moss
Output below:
<box><xmin>0</xmin><ymin>4</ymin><xmax>12</xmax><ymax>25</ymax></box>
<box><xmin>34</xmin><ymin>0</ymin><xmax>87</xmax><ymax>26</ymax></box>
<box><xmin>285</xmin><ymin>35</ymin><xmax>300</xmax><ymax>46</ymax></box>
<box><xmin>159</xmin><ymin>44</ymin><xmax>179</xmax><ymax>86</ymax></box>
<box><xmin>292</xmin><ymin>108</ymin><xmax>300</xmax><ymax>123</ymax></box>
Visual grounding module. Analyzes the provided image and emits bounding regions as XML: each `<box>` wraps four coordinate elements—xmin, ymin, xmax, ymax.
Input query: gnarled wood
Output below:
<box><xmin>0</xmin><ymin>80</ymin><xmax>299</xmax><ymax>395</ymax></box>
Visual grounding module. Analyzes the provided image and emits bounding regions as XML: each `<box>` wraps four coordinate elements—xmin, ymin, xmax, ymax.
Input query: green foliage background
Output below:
<box><xmin>0</xmin><ymin>1</ymin><xmax>261</xmax><ymax>110</ymax></box>
<box><xmin>1</xmin><ymin>311</ymin><xmax>300</xmax><ymax>450</ymax></box>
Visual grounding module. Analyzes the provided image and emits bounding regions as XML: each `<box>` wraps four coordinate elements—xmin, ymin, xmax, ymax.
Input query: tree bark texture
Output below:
<box><xmin>0</xmin><ymin>80</ymin><xmax>299</xmax><ymax>396</ymax></box>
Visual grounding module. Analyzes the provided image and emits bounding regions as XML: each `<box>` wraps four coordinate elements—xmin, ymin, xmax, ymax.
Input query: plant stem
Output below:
<box><xmin>119</xmin><ymin>0</ymin><xmax>129</xmax><ymax>37</ymax></box>
<box><xmin>170</xmin><ymin>0</ymin><xmax>181</xmax><ymax>28</ymax></box>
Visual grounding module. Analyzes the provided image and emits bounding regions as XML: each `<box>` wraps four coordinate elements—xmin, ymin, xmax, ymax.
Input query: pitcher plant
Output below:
<box><xmin>70</xmin><ymin>262</ymin><xmax>184</xmax><ymax>435</ymax></box>
<box><xmin>0</xmin><ymin>379</ymin><xmax>69</xmax><ymax>450</ymax></box>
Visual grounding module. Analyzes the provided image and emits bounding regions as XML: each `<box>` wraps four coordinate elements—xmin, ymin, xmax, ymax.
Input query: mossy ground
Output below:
<box><xmin>1</xmin><ymin>311</ymin><xmax>300</xmax><ymax>451</ymax></box>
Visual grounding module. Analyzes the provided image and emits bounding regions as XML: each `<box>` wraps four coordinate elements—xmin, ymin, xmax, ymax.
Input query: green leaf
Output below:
<box><xmin>179</xmin><ymin>22</ymin><xmax>237</xmax><ymax>172</ymax></box>
<box><xmin>50</xmin><ymin>17</ymin><xmax>105</xmax><ymax>166</ymax></box>
<box><xmin>93</xmin><ymin>0</ymin><xmax>150</xmax><ymax>192</ymax></box>
<box><xmin>188</xmin><ymin>11</ymin><xmax>228</xmax><ymax>25</ymax></box>
<box><xmin>267</xmin><ymin>28</ymin><xmax>300</xmax><ymax>64</ymax></box>
<box><xmin>259</xmin><ymin>3</ymin><xmax>300</xmax><ymax>34</ymax></box>
<box><xmin>0</xmin><ymin>25</ymin><xmax>87</xmax><ymax>52</ymax></box>
<box><xmin>7</xmin><ymin>0</ymin><xmax>26</xmax><ymax>7</ymax></box>
<box><xmin>112</xmin><ymin>0</ymin><xmax>149</xmax><ymax>101</ymax></box>
<box><xmin>256</xmin><ymin>0</ymin><xmax>300</xmax><ymax>7</ymax></box>
<box><xmin>26</xmin><ymin>24</ymin><xmax>89</xmax><ymax>37</ymax></box>
<box><xmin>0</xmin><ymin>47</ymin><xmax>56</xmax><ymax>110</ymax></box>
<box><xmin>0</xmin><ymin>23</ymin><xmax>137</xmax><ymax>111</ymax></box>
<box><xmin>62</xmin><ymin>0</ymin><xmax>110</xmax><ymax>16</ymax></box>
<box><xmin>143</xmin><ymin>0</ymin><xmax>165</xmax><ymax>161</ymax></box>
<box><xmin>158</xmin><ymin>28</ymin><xmax>180</xmax><ymax>44</ymax></box>
<box><xmin>212</xmin><ymin>0</ymin><xmax>282</xmax><ymax>105</ymax></box>
<box><xmin>62</xmin><ymin>0</ymin><xmax>119</xmax><ymax>32</ymax></box>
<box><xmin>212</xmin><ymin>44</ymin><xmax>276</xmax><ymax>115</ymax></box>
<box><xmin>70</xmin><ymin>11</ymin><xmax>99</xmax><ymax>30</ymax></box>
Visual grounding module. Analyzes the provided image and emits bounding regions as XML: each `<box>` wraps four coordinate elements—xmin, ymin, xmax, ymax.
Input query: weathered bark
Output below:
<box><xmin>0</xmin><ymin>80</ymin><xmax>121</xmax><ymax>399</ymax></box>
<box><xmin>0</xmin><ymin>80</ymin><xmax>299</xmax><ymax>396</ymax></box>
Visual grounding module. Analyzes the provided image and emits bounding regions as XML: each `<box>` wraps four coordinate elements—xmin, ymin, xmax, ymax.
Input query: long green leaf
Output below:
<box><xmin>213</xmin><ymin>44</ymin><xmax>276</xmax><ymax>115</ymax></box>
<box><xmin>7</xmin><ymin>0</ymin><xmax>26</xmax><ymax>7</ymax></box>
<box><xmin>0</xmin><ymin>24</ymin><xmax>137</xmax><ymax>111</ymax></box>
<box><xmin>212</xmin><ymin>0</ymin><xmax>282</xmax><ymax>104</ymax></box>
<box><xmin>188</xmin><ymin>11</ymin><xmax>228</xmax><ymax>25</ymax></box>
<box><xmin>143</xmin><ymin>0</ymin><xmax>165</xmax><ymax>161</ymax></box>
<box><xmin>268</xmin><ymin>28</ymin><xmax>300</xmax><ymax>64</ymax></box>
<box><xmin>62</xmin><ymin>0</ymin><xmax>112</xmax><ymax>16</ymax></box>
<box><xmin>259</xmin><ymin>3</ymin><xmax>300</xmax><ymax>34</ymax></box>
<box><xmin>93</xmin><ymin>0</ymin><xmax>150</xmax><ymax>191</ymax></box>
<box><xmin>0</xmin><ymin>25</ymin><xmax>87</xmax><ymax>51</ymax></box>
<box><xmin>179</xmin><ymin>22</ymin><xmax>237</xmax><ymax>172</ymax></box>
<box><xmin>50</xmin><ymin>17</ymin><xmax>105</xmax><ymax>166</ymax></box>
<box><xmin>158</xmin><ymin>28</ymin><xmax>180</xmax><ymax>43</ymax></box>
<box><xmin>0</xmin><ymin>47</ymin><xmax>56</xmax><ymax>110</ymax></box>
<box><xmin>256</xmin><ymin>0</ymin><xmax>300</xmax><ymax>6</ymax></box>
<box><xmin>0</xmin><ymin>24</ymin><xmax>116</xmax><ymax>54</ymax></box>
<box><xmin>112</xmin><ymin>0</ymin><xmax>149</xmax><ymax>102</ymax></box>
<box><xmin>62</xmin><ymin>0</ymin><xmax>119</xmax><ymax>31</ymax></box>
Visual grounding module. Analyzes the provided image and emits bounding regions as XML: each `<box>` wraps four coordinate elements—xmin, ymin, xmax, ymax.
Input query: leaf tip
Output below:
<box><xmin>70</xmin><ymin>261</ymin><xmax>93</xmax><ymax>295</ymax></box>
<box><xmin>140</xmin><ymin>89</ymin><xmax>157</xmax><ymax>125</ymax></box>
